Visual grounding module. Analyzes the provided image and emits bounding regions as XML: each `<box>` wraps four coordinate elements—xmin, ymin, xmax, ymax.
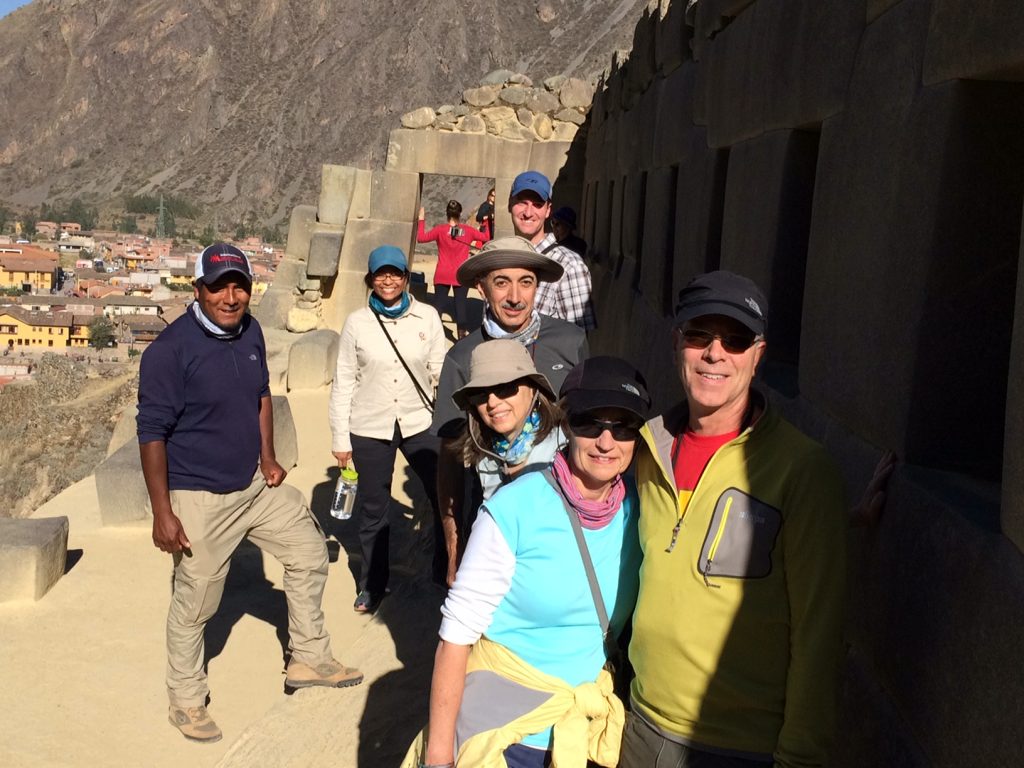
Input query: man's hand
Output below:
<box><xmin>261</xmin><ymin>457</ymin><xmax>287</xmax><ymax>487</ymax></box>
<box><xmin>152</xmin><ymin>510</ymin><xmax>190</xmax><ymax>553</ymax></box>
<box><xmin>332</xmin><ymin>450</ymin><xmax>353</xmax><ymax>468</ymax></box>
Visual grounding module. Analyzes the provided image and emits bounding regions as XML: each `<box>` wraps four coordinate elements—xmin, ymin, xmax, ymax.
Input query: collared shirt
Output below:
<box><xmin>328</xmin><ymin>297</ymin><xmax>445</xmax><ymax>452</ymax></box>
<box><xmin>533</xmin><ymin>232</ymin><xmax>597</xmax><ymax>331</ymax></box>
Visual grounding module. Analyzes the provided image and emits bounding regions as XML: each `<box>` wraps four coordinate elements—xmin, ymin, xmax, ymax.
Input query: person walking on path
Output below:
<box><xmin>508</xmin><ymin>170</ymin><xmax>597</xmax><ymax>331</ymax></box>
<box><xmin>432</xmin><ymin>236</ymin><xmax>588</xmax><ymax>585</ymax></box>
<box><xmin>418</xmin><ymin>200</ymin><xmax>490</xmax><ymax>338</ymax></box>
<box><xmin>329</xmin><ymin>245</ymin><xmax>447</xmax><ymax>607</ymax></box>
<box><xmin>475</xmin><ymin>187</ymin><xmax>496</xmax><ymax>241</ymax></box>
<box><xmin>137</xmin><ymin>243</ymin><xmax>362</xmax><ymax>745</ymax></box>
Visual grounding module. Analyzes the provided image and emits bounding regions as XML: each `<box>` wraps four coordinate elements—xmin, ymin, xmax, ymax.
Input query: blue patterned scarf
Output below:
<box><xmin>491</xmin><ymin>407</ymin><xmax>542</xmax><ymax>467</ymax></box>
<box><xmin>369</xmin><ymin>291</ymin><xmax>411</xmax><ymax>318</ymax></box>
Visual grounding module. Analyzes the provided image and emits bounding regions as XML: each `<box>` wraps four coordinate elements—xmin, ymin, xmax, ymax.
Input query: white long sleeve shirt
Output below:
<box><xmin>328</xmin><ymin>297</ymin><xmax>445</xmax><ymax>452</ymax></box>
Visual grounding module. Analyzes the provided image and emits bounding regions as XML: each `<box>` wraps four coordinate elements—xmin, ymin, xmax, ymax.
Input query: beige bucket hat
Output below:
<box><xmin>451</xmin><ymin>339</ymin><xmax>556</xmax><ymax>410</ymax></box>
<box><xmin>455</xmin><ymin>236</ymin><xmax>564</xmax><ymax>285</ymax></box>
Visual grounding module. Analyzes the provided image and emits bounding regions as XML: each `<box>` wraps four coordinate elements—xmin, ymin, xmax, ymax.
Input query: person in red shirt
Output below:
<box><xmin>418</xmin><ymin>200</ymin><xmax>489</xmax><ymax>339</ymax></box>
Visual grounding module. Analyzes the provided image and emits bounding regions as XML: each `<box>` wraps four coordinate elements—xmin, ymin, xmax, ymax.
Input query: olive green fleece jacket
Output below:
<box><xmin>630</xmin><ymin>392</ymin><xmax>847</xmax><ymax>767</ymax></box>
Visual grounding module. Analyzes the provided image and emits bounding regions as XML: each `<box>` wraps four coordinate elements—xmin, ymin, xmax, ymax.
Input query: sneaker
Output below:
<box><xmin>285</xmin><ymin>658</ymin><xmax>364</xmax><ymax>689</ymax></box>
<box><xmin>353</xmin><ymin>589</ymin><xmax>381</xmax><ymax>613</ymax></box>
<box><xmin>168</xmin><ymin>705</ymin><xmax>222</xmax><ymax>743</ymax></box>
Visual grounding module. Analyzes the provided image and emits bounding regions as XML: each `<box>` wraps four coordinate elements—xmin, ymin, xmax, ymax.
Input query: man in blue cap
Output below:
<box><xmin>508</xmin><ymin>170</ymin><xmax>596</xmax><ymax>331</ymax></box>
<box><xmin>138</xmin><ymin>243</ymin><xmax>363</xmax><ymax>744</ymax></box>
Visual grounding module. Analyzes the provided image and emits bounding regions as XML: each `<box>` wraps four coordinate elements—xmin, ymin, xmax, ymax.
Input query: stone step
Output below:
<box><xmin>0</xmin><ymin>516</ymin><xmax>69</xmax><ymax>602</ymax></box>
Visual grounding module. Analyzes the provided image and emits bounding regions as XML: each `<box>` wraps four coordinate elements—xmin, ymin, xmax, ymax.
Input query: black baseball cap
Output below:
<box><xmin>674</xmin><ymin>270</ymin><xmax>768</xmax><ymax>336</ymax></box>
<box><xmin>559</xmin><ymin>356</ymin><xmax>651</xmax><ymax>421</ymax></box>
<box><xmin>194</xmin><ymin>243</ymin><xmax>253</xmax><ymax>286</ymax></box>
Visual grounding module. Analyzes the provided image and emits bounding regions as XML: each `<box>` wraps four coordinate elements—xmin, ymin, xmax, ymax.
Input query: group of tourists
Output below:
<box><xmin>137</xmin><ymin>168</ymin><xmax>889</xmax><ymax>768</ymax></box>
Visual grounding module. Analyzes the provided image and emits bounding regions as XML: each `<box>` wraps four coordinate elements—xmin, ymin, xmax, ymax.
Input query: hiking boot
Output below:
<box><xmin>168</xmin><ymin>705</ymin><xmax>222</xmax><ymax>743</ymax></box>
<box><xmin>285</xmin><ymin>658</ymin><xmax>364</xmax><ymax>689</ymax></box>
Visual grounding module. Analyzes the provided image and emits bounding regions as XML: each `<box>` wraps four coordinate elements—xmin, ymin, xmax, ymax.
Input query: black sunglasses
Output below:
<box><xmin>567</xmin><ymin>414</ymin><xmax>643</xmax><ymax>441</ymax></box>
<box><xmin>679</xmin><ymin>328</ymin><xmax>759</xmax><ymax>354</ymax></box>
<box><xmin>464</xmin><ymin>380</ymin><xmax>522</xmax><ymax>407</ymax></box>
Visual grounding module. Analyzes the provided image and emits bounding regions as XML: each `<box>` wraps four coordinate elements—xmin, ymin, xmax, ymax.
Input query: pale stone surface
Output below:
<box><xmin>400</xmin><ymin>106</ymin><xmax>436</xmax><ymax>129</ymax></box>
<box><xmin>94</xmin><ymin>440</ymin><xmax>148</xmax><ymax>525</ymax></box>
<box><xmin>252</xmin><ymin>284</ymin><xmax>295</xmax><ymax>330</ymax></box>
<box><xmin>285</xmin><ymin>204</ymin><xmax>318</xmax><ymax>261</ymax></box>
<box><xmin>533</xmin><ymin>113</ymin><xmax>554</xmax><ymax>140</ymax></box>
<box><xmin>551</xmin><ymin>120</ymin><xmax>580</xmax><ymax>141</ymax></box>
<box><xmin>544</xmin><ymin>74</ymin><xmax>567</xmax><ymax>92</ymax></box>
<box><xmin>286</xmin><ymin>307</ymin><xmax>319</xmax><ymax>333</ymax></box>
<box><xmin>507</xmin><ymin>73</ymin><xmax>532</xmax><ymax>86</ymax></box>
<box><xmin>480</xmin><ymin>106</ymin><xmax>518</xmax><ymax>135</ymax></box>
<box><xmin>297</xmin><ymin>275</ymin><xmax>322</xmax><ymax>292</ymax></box>
<box><xmin>554</xmin><ymin>108</ymin><xmax>586</xmax><ymax>125</ymax></box>
<box><xmin>559</xmin><ymin>77</ymin><xmax>594</xmax><ymax>108</ymax></box>
<box><xmin>107</xmin><ymin>403</ymin><xmax>138</xmax><ymax>456</ymax></box>
<box><xmin>463</xmin><ymin>84</ymin><xmax>500</xmax><ymax>107</ymax></box>
<box><xmin>499</xmin><ymin>86</ymin><xmax>529</xmax><ymax>106</ymax></box>
<box><xmin>318</xmin><ymin>165</ymin><xmax>359</xmax><ymax>226</ymax></box>
<box><xmin>437</xmin><ymin>104</ymin><xmax>455</xmax><ymax>114</ymax></box>
<box><xmin>516</xmin><ymin>108</ymin><xmax>534</xmax><ymax>128</ymax></box>
<box><xmin>369</xmin><ymin>169</ymin><xmax>420</xmax><ymax>223</ymax></box>
<box><xmin>537</xmin><ymin>0</ymin><xmax>557</xmax><ymax>23</ymax></box>
<box><xmin>459</xmin><ymin>114</ymin><xmax>486</xmax><ymax>133</ymax></box>
<box><xmin>287</xmin><ymin>329</ymin><xmax>339</xmax><ymax>391</ymax></box>
<box><xmin>0</xmin><ymin>517</ymin><xmax>68</xmax><ymax>602</ymax></box>
<box><xmin>307</xmin><ymin>230</ymin><xmax>344</xmax><ymax>278</ymax></box>
<box><xmin>525</xmin><ymin>88</ymin><xmax>560</xmax><ymax>114</ymax></box>
<box><xmin>481</xmin><ymin>69</ymin><xmax>515</xmax><ymax>85</ymax></box>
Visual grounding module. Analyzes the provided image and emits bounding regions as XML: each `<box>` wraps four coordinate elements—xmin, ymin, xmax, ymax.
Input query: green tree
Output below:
<box><xmin>21</xmin><ymin>215</ymin><xmax>36</xmax><ymax>237</ymax></box>
<box><xmin>88</xmin><ymin>316</ymin><xmax>116</xmax><ymax>349</ymax></box>
<box><xmin>198</xmin><ymin>224</ymin><xmax>217</xmax><ymax>247</ymax></box>
<box><xmin>117</xmin><ymin>215</ymin><xmax>137</xmax><ymax>234</ymax></box>
<box><xmin>0</xmin><ymin>205</ymin><xmax>9</xmax><ymax>233</ymax></box>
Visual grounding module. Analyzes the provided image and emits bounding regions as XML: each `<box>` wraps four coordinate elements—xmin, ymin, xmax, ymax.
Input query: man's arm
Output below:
<box><xmin>775</xmin><ymin>449</ymin><xmax>848</xmax><ymax>768</ymax></box>
<box><xmin>140</xmin><ymin>440</ymin><xmax>190</xmax><ymax>553</ymax></box>
<box><xmin>258</xmin><ymin>394</ymin><xmax>286</xmax><ymax>486</ymax></box>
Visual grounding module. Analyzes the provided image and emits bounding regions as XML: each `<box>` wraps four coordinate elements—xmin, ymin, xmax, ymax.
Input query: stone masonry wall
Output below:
<box><xmin>568</xmin><ymin>1</ymin><xmax>1024</xmax><ymax>766</ymax></box>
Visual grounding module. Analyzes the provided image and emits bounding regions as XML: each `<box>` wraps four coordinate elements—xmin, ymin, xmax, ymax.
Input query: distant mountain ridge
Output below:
<box><xmin>0</xmin><ymin>0</ymin><xmax>648</xmax><ymax>227</ymax></box>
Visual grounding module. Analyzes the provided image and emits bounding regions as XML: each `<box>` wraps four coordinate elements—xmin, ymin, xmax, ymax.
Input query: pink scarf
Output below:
<box><xmin>551</xmin><ymin>450</ymin><xmax>626</xmax><ymax>530</ymax></box>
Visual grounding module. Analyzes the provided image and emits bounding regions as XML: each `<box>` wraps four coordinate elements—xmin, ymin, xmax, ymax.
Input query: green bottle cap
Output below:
<box><xmin>341</xmin><ymin>467</ymin><xmax>359</xmax><ymax>482</ymax></box>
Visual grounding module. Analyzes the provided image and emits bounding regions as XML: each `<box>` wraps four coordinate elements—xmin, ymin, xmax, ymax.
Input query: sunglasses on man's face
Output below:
<box><xmin>567</xmin><ymin>414</ymin><xmax>643</xmax><ymax>441</ymax></box>
<box><xmin>465</xmin><ymin>380</ymin><xmax>522</xmax><ymax>407</ymax></box>
<box><xmin>679</xmin><ymin>328</ymin><xmax>759</xmax><ymax>354</ymax></box>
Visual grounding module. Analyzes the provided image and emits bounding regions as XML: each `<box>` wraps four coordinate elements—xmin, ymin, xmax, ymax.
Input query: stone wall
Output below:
<box><xmin>569</xmin><ymin>1</ymin><xmax>1024</xmax><ymax>766</ymax></box>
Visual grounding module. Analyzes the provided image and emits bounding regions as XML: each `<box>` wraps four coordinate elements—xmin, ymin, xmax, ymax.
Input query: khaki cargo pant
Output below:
<box><xmin>165</xmin><ymin>473</ymin><xmax>332</xmax><ymax>707</ymax></box>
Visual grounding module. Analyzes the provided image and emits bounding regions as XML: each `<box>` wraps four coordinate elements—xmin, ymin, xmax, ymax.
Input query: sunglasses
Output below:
<box><xmin>567</xmin><ymin>414</ymin><xmax>643</xmax><ymax>441</ymax></box>
<box><xmin>679</xmin><ymin>328</ymin><xmax>759</xmax><ymax>354</ymax></box>
<box><xmin>465</xmin><ymin>380</ymin><xmax>523</xmax><ymax>407</ymax></box>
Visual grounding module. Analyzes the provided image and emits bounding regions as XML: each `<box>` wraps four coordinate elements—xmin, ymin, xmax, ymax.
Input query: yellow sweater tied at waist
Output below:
<box><xmin>402</xmin><ymin>636</ymin><xmax>624</xmax><ymax>768</ymax></box>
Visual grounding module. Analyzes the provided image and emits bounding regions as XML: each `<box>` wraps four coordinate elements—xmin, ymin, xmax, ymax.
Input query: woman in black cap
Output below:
<box><xmin>416</xmin><ymin>356</ymin><xmax>651</xmax><ymax>768</ymax></box>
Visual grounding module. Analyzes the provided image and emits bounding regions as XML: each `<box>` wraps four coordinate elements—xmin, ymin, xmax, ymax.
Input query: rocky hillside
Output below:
<box><xmin>0</xmin><ymin>355</ymin><xmax>137</xmax><ymax>518</ymax></box>
<box><xmin>0</xmin><ymin>0</ymin><xmax>649</xmax><ymax>226</ymax></box>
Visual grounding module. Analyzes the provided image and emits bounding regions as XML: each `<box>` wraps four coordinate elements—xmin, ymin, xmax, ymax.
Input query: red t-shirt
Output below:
<box><xmin>417</xmin><ymin>220</ymin><xmax>489</xmax><ymax>286</ymax></box>
<box><xmin>672</xmin><ymin>428</ymin><xmax>741</xmax><ymax>491</ymax></box>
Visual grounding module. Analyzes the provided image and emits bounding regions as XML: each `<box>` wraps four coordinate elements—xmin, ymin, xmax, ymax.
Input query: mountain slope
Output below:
<box><xmin>0</xmin><ymin>0</ymin><xmax>648</xmax><ymax>225</ymax></box>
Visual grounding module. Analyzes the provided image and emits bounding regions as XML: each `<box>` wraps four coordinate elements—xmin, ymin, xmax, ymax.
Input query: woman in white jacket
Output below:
<box><xmin>328</xmin><ymin>245</ymin><xmax>446</xmax><ymax>612</ymax></box>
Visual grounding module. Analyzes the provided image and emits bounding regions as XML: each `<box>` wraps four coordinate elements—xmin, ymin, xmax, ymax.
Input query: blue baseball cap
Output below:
<box><xmin>510</xmin><ymin>170</ymin><xmax>552</xmax><ymax>202</ymax></box>
<box><xmin>367</xmin><ymin>245</ymin><xmax>408</xmax><ymax>273</ymax></box>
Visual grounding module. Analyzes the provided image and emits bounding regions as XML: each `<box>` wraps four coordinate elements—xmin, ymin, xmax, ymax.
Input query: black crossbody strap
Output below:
<box><xmin>373</xmin><ymin>310</ymin><xmax>435</xmax><ymax>412</ymax></box>
<box><xmin>541</xmin><ymin>468</ymin><xmax>611</xmax><ymax>643</ymax></box>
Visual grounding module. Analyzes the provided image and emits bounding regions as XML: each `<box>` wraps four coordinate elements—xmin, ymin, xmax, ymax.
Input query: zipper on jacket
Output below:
<box><xmin>702</xmin><ymin>495</ymin><xmax>733</xmax><ymax>588</ymax></box>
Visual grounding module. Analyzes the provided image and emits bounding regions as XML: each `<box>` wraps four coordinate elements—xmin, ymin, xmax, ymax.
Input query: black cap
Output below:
<box><xmin>674</xmin><ymin>270</ymin><xmax>767</xmax><ymax>336</ymax></box>
<box><xmin>559</xmin><ymin>356</ymin><xmax>651</xmax><ymax>420</ymax></box>
<box><xmin>194</xmin><ymin>243</ymin><xmax>253</xmax><ymax>286</ymax></box>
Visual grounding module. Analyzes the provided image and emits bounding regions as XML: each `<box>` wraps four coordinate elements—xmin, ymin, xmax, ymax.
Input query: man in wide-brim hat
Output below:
<box><xmin>430</xmin><ymin>235</ymin><xmax>588</xmax><ymax>585</ymax></box>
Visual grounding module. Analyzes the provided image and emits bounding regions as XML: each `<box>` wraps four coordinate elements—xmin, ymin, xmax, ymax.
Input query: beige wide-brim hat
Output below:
<box><xmin>455</xmin><ymin>236</ymin><xmax>564</xmax><ymax>285</ymax></box>
<box><xmin>452</xmin><ymin>339</ymin><xmax>556</xmax><ymax>410</ymax></box>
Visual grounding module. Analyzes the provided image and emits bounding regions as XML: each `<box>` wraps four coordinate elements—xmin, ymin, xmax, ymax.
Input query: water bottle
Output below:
<box><xmin>330</xmin><ymin>467</ymin><xmax>359</xmax><ymax>520</ymax></box>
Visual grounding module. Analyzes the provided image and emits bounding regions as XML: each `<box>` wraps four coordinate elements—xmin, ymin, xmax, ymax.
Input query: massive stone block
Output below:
<box><xmin>1002</xmin><ymin>226</ymin><xmax>1024</xmax><ymax>553</ymax></box>
<box><xmin>270</xmin><ymin>395</ymin><xmax>298</xmax><ymax>470</ymax></box>
<box><xmin>527</xmin><ymin>141</ymin><xmax>573</xmax><ymax>186</ymax></box>
<box><xmin>94</xmin><ymin>440</ymin><xmax>148</xmax><ymax>525</ymax></box>
<box><xmin>252</xmin><ymin>285</ymin><xmax>293</xmax><ymax>330</ymax></box>
<box><xmin>306</xmin><ymin>229</ymin><xmax>344</xmax><ymax>278</ymax></box>
<box><xmin>287</xmin><ymin>329</ymin><xmax>340</xmax><ymax>391</ymax></box>
<box><xmin>803</xmin><ymin>0</ymin><xmax>1024</xmax><ymax>479</ymax></box>
<box><xmin>923</xmin><ymin>0</ymin><xmax>1024</xmax><ymax>84</ymax></box>
<box><xmin>639</xmin><ymin>165</ymin><xmax>678</xmax><ymax>317</ymax></box>
<box><xmin>318</xmin><ymin>165</ymin><xmax>359</xmax><ymax>227</ymax></box>
<box><xmin>719</xmin><ymin>129</ymin><xmax>819</xmax><ymax>364</ymax></box>
<box><xmin>651</xmin><ymin>63</ymin><xmax>697</xmax><ymax>169</ymax></box>
<box><xmin>285</xmin><ymin>205</ymin><xmax>318</xmax><ymax>262</ymax></box>
<box><xmin>0</xmin><ymin>517</ymin><xmax>68</xmax><ymax>603</ymax></box>
<box><xmin>370</xmin><ymin>170</ymin><xmax>420</xmax><ymax>223</ymax></box>
<box><xmin>673</xmin><ymin>129</ymin><xmax>729</xmax><ymax>286</ymax></box>
<box><xmin>654</xmin><ymin>0</ymin><xmax>692</xmax><ymax>75</ymax></box>
<box><xmin>107</xmin><ymin>404</ymin><xmax>138</xmax><ymax>457</ymax></box>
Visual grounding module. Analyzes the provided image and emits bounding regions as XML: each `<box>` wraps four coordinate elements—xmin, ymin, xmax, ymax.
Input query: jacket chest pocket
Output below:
<box><xmin>698</xmin><ymin>488</ymin><xmax>782</xmax><ymax>582</ymax></box>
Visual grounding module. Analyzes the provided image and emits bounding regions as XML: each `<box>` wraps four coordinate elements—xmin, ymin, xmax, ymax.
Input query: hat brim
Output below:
<box><xmin>196</xmin><ymin>267</ymin><xmax>253</xmax><ymax>286</ymax></box>
<box><xmin>562</xmin><ymin>389</ymin><xmax>648</xmax><ymax>422</ymax></box>
<box><xmin>452</xmin><ymin>371</ymin><xmax>555</xmax><ymax>410</ymax></box>
<box><xmin>674</xmin><ymin>300</ymin><xmax>765</xmax><ymax>336</ymax></box>
<box><xmin>456</xmin><ymin>251</ymin><xmax>564</xmax><ymax>286</ymax></box>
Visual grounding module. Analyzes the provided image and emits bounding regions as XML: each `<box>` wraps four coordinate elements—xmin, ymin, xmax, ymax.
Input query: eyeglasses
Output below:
<box><xmin>465</xmin><ymin>380</ymin><xmax>522</xmax><ymax>407</ymax></box>
<box><xmin>679</xmin><ymin>328</ymin><xmax>759</xmax><ymax>354</ymax></box>
<box><xmin>373</xmin><ymin>272</ymin><xmax>406</xmax><ymax>284</ymax></box>
<box><xmin>567</xmin><ymin>414</ymin><xmax>643</xmax><ymax>441</ymax></box>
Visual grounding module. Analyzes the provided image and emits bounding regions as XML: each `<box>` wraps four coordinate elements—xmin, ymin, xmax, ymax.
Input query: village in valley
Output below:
<box><xmin>0</xmin><ymin>206</ymin><xmax>283</xmax><ymax>385</ymax></box>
